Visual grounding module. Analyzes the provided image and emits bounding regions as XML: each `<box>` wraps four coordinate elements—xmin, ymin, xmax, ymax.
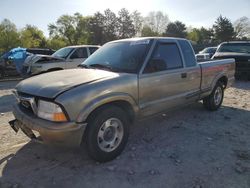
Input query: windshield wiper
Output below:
<box><xmin>88</xmin><ymin>63</ymin><xmax>118</xmax><ymax>72</ymax></box>
<box><xmin>78</xmin><ymin>64</ymin><xmax>90</xmax><ymax>68</ymax></box>
<box><xmin>79</xmin><ymin>63</ymin><xmax>123</xmax><ymax>72</ymax></box>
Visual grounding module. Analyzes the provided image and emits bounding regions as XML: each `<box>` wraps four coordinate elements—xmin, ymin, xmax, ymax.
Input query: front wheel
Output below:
<box><xmin>84</xmin><ymin>105</ymin><xmax>130</xmax><ymax>162</ymax></box>
<box><xmin>203</xmin><ymin>82</ymin><xmax>224</xmax><ymax>111</ymax></box>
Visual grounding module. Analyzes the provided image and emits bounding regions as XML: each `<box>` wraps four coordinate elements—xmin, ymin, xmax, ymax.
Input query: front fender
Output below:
<box><xmin>76</xmin><ymin>92</ymin><xmax>139</xmax><ymax>123</ymax></box>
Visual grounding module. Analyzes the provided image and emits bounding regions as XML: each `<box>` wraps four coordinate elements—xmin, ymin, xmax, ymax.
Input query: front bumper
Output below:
<box><xmin>9</xmin><ymin>104</ymin><xmax>87</xmax><ymax>147</ymax></box>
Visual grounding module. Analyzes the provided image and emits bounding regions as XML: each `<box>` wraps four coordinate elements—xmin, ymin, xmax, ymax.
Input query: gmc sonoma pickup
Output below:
<box><xmin>9</xmin><ymin>37</ymin><xmax>235</xmax><ymax>162</ymax></box>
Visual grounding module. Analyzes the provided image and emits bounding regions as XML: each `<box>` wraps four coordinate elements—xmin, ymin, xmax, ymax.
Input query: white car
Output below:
<box><xmin>195</xmin><ymin>47</ymin><xmax>217</xmax><ymax>61</ymax></box>
<box><xmin>23</xmin><ymin>45</ymin><xmax>100</xmax><ymax>75</ymax></box>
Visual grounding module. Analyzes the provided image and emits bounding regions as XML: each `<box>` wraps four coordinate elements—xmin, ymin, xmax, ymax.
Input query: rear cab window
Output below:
<box><xmin>178</xmin><ymin>40</ymin><xmax>197</xmax><ymax>67</ymax></box>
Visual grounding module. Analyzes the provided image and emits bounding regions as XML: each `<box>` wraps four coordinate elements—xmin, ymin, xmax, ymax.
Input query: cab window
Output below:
<box><xmin>70</xmin><ymin>48</ymin><xmax>88</xmax><ymax>59</ymax></box>
<box><xmin>144</xmin><ymin>43</ymin><xmax>183</xmax><ymax>73</ymax></box>
<box><xmin>89</xmin><ymin>47</ymin><xmax>99</xmax><ymax>55</ymax></box>
<box><xmin>178</xmin><ymin>40</ymin><xmax>196</xmax><ymax>67</ymax></box>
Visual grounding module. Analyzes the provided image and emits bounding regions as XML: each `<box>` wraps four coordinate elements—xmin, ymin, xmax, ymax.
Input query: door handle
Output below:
<box><xmin>181</xmin><ymin>73</ymin><xmax>187</xmax><ymax>78</ymax></box>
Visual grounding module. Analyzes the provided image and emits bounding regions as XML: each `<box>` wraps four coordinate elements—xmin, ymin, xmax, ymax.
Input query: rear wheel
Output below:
<box><xmin>203</xmin><ymin>82</ymin><xmax>224</xmax><ymax>111</ymax></box>
<box><xmin>84</xmin><ymin>105</ymin><xmax>129</xmax><ymax>162</ymax></box>
<box><xmin>0</xmin><ymin>68</ymin><xmax>4</xmax><ymax>79</ymax></box>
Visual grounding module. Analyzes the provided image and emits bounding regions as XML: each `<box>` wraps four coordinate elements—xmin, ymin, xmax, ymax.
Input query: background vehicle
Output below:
<box><xmin>195</xmin><ymin>47</ymin><xmax>217</xmax><ymax>60</ymax></box>
<box><xmin>23</xmin><ymin>45</ymin><xmax>100</xmax><ymax>76</ymax></box>
<box><xmin>0</xmin><ymin>48</ymin><xmax>55</xmax><ymax>79</ymax></box>
<box><xmin>9</xmin><ymin>37</ymin><xmax>235</xmax><ymax>162</ymax></box>
<box><xmin>212</xmin><ymin>41</ymin><xmax>250</xmax><ymax>80</ymax></box>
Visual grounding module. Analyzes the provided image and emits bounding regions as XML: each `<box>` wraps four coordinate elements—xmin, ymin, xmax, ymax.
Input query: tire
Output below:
<box><xmin>0</xmin><ymin>68</ymin><xmax>4</xmax><ymax>79</ymax></box>
<box><xmin>84</xmin><ymin>105</ymin><xmax>130</xmax><ymax>162</ymax></box>
<box><xmin>203</xmin><ymin>82</ymin><xmax>224</xmax><ymax>111</ymax></box>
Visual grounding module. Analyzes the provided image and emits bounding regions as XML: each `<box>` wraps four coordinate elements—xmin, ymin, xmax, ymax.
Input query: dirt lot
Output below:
<box><xmin>0</xmin><ymin>80</ymin><xmax>250</xmax><ymax>188</ymax></box>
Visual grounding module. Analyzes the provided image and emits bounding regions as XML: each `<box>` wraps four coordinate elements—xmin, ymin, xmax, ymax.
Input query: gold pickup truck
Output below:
<box><xmin>9</xmin><ymin>37</ymin><xmax>235</xmax><ymax>162</ymax></box>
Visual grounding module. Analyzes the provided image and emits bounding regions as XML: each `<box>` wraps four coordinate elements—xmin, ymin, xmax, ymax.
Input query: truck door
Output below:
<box><xmin>138</xmin><ymin>41</ymin><xmax>200</xmax><ymax>117</ymax></box>
<box><xmin>66</xmin><ymin>48</ymin><xmax>88</xmax><ymax>69</ymax></box>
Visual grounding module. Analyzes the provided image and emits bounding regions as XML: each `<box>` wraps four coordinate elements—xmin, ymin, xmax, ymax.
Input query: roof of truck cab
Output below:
<box><xmin>64</xmin><ymin>45</ymin><xmax>101</xmax><ymax>48</ymax></box>
<box><xmin>221</xmin><ymin>41</ymin><xmax>250</xmax><ymax>44</ymax></box>
<box><xmin>108</xmin><ymin>37</ymin><xmax>189</xmax><ymax>43</ymax></box>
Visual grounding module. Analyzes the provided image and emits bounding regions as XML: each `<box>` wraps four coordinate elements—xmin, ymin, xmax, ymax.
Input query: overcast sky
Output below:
<box><xmin>0</xmin><ymin>0</ymin><xmax>249</xmax><ymax>36</ymax></box>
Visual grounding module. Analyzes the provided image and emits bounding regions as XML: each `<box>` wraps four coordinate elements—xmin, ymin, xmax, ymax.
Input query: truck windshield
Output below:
<box><xmin>218</xmin><ymin>43</ymin><xmax>250</xmax><ymax>54</ymax></box>
<box><xmin>81</xmin><ymin>40</ymin><xmax>152</xmax><ymax>73</ymax></box>
<box><xmin>52</xmin><ymin>47</ymin><xmax>74</xmax><ymax>58</ymax></box>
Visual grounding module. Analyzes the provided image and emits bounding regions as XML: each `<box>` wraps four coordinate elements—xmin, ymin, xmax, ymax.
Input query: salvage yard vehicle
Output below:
<box><xmin>195</xmin><ymin>46</ymin><xmax>217</xmax><ymax>60</ymax></box>
<box><xmin>0</xmin><ymin>48</ymin><xmax>55</xmax><ymax>79</ymax></box>
<box><xmin>9</xmin><ymin>37</ymin><xmax>235</xmax><ymax>162</ymax></box>
<box><xmin>22</xmin><ymin>45</ymin><xmax>100</xmax><ymax>76</ymax></box>
<box><xmin>212</xmin><ymin>41</ymin><xmax>250</xmax><ymax>80</ymax></box>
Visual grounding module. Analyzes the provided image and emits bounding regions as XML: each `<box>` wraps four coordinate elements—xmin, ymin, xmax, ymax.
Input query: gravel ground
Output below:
<box><xmin>0</xmin><ymin>80</ymin><xmax>250</xmax><ymax>188</ymax></box>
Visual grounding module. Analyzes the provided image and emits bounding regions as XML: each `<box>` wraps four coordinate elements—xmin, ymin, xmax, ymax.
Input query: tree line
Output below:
<box><xmin>0</xmin><ymin>8</ymin><xmax>250</xmax><ymax>54</ymax></box>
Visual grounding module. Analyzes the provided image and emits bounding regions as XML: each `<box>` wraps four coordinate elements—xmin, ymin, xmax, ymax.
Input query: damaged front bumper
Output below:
<box><xmin>9</xmin><ymin>104</ymin><xmax>87</xmax><ymax>147</ymax></box>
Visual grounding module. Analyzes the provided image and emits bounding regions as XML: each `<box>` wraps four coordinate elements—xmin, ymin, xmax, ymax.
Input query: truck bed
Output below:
<box><xmin>198</xmin><ymin>58</ymin><xmax>235</xmax><ymax>98</ymax></box>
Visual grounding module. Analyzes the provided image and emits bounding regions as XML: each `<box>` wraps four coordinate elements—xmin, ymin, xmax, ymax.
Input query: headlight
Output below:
<box><xmin>37</xmin><ymin>100</ymin><xmax>67</xmax><ymax>122</ymax></box>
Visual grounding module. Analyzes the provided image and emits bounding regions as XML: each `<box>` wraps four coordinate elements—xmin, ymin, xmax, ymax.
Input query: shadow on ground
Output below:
<box><xmin>1</xmin><ymin>103</ymin><xmax>250</xmax><ymax>188</ymax></box>
<box><xmin>232</xmin><ymin>80</ymin><xmax>250</xmax><ymax>90</ymax></box>
<box><xmin>0</xmin><ymin>94</ymin><xmax>15</xmax><ymax>113</ymax></box>
<box><xmin>0</xmin><ymin>81</ymin><xmax>19</xmax><ymax>91</ymax></box>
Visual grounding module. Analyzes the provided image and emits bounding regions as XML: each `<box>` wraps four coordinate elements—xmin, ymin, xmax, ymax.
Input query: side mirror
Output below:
<box><xmin>150</xmin><ymin>58</ymin><xmax>167</xmax><ymax>71</ymax></box>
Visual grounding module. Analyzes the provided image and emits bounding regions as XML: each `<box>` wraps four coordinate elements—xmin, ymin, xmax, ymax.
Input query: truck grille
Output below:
<box><xmin>16</xmin><ymin>92</ymin><xmax>37</xmax><ymax>114</ymax></box>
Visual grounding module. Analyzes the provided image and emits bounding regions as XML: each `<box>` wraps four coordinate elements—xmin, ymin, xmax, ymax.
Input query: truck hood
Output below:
<box><xmin>23</xmin><ymin>54</ymin><xmax>64</xmax><ymax>66</ymax></box>
<box><xmin>16</xmin><ymin>69</ymin><xmax>119</xmax><ymax>98</ymax></box>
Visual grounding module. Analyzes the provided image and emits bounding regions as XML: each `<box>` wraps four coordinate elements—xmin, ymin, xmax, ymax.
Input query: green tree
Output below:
<box><xmin>163</xmin><ymin>21</ymin><xmax>187</xmax><ymax>38</ymax></box>
<box><xmin>0</xmin><ymin>19</ymin><xmax>20</xmax><ymax>53</ymax></box>
<box><xmin>187</xmin><ymin>28</ymin><xmax>200</xmax><ymax>43</ymax></box>
<box><xmin>102</xmin><ymin>9</ymin><xmax>119</xmax><ymax>42</ymax></box>
<box><xmin>88</xmin><ymin>12</ymin><xmax>105</xmax><ymax>44</ymax></box>
<box><xmin>47</xmin><ymin>36</ymin><xmax>67</xmax><ymax>50</ymax></box>
<box><xmin>48</xmin><ymin>14</ymin><xmax>77</xmax><ymax>45</ymax></box>
<box><xmin>187</xmin><ymin>27</ymin><xmax>213</xmax><ymax>44</ymax></box>
<box><xmin>141</xmin><ymin>25</ymin><xmax>159</xmax><ymax>37</ymax></box>
<box><xmin>117</xmin><ymin>8</ymin><xmax>136</xmax><ymax>39</ymax></box>
<box><xmin>48</xmin><ymin>13</ymin><xmax>93</xmax><ymax>45</ymax></box>
<box><xmin>73</xmin><ymin>13</ymin><xmax>92</xmax><ymax>44</ymax></box>
<box><xmin>213</xmin><ymin>15</ymin><xmax>235</xmax><ymax>42</ymax></box>
<box><xmin>88</xmin><ymin>9</ymin><xmax>119</xmax><ymax>44</ymax></box>
<box><xmin>20</xmin><ymin>25</ymin><xmax>47</xmax><ymax>48</ymax></box>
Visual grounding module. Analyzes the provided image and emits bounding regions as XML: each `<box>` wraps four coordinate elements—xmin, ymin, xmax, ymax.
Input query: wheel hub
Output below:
<box><xmin>103</xmin><ymin>127</ymin><xmax>116</xmax><ymax>141</ymax></box>
<box><xmin>97</xmin><ymin>118</ymin><xmax>124</xmax><ymax>152</ymax></box>
<box><xmin>214</xmin><ymin>87</ymin><xmax>222</xmax><ymax>105</ymax></box>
